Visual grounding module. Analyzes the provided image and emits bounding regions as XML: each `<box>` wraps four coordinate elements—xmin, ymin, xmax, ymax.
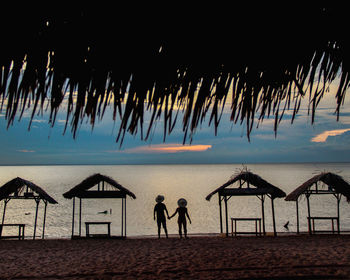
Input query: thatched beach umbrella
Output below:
<box><xmin>0</xmin><ymin>5</ymin><xmax>349</xmax><ymax>143</ymax></box>
<box><xmin>285</xmin><ymin>172</ymin><xmax>350</xmax><ymax>234</ymax></box>
<box><xmin>206</xmin><ymin>171</ymin><xmax>286</xmax><ymax>236</ymax></box>
<box><xmin>0</xmin><ymin>177</ymin><xmax>58</xmax><ymax>239</ymax></box>
<box><xmin>63</xmin><ymin>173</ymin><xmax>136</xmax><ymax>238</ymax></box>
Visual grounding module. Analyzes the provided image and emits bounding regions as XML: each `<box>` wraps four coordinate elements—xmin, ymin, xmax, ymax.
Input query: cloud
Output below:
<box><xmin>108</xmin><ymin>143</ymin><xmax>212</xmax><ymax>154</ymax></box>
<box><xmin>17</xmin><ymin>149</ymin><xmax>35</xmax><ymax>153</ymax></box>
<box><xmin>311</xmin><ymin>128</ymin><xmax>350</xmax><ymax>143</ymax></box>
<box><xmin>31</xmin><ymin>119</ymin><xmax>46</xmax><ymax>123</ymax></box>
<box><xmin>254</xmin><ymin>133</ymin><xmax>281</xmax><ymax>141</ymax></box>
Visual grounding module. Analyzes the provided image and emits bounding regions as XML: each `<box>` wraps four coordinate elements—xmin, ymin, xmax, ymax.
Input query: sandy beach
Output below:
<box><xmin>0</xmin><ymin>235</ymin><xmax>350</xmax><ymax>279</ymax></box>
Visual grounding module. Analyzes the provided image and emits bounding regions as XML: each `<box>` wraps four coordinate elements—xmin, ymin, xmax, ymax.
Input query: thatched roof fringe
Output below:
<box><xmin>285</xmin><ymin>172</ymin><xmax>350</xmax><ymax>202</ymax></box>
<box><xmin>206</xmin><ymin>171</ymin><xmax>286</xmax><ymax>201</ymax></box>
<box><xmin>63</xmin><ymin>173</ymin><xmax>136</xmax><ymax>199</ymax></box>
<box><xmin>0</xmin><ymin>5</ymin><xmax>349</xmax><ymax>143</ymax></box>
<box><xmin>0</xmin><ymin>177</ymin><xmax>58</xmax><ymax>204</ymax></box>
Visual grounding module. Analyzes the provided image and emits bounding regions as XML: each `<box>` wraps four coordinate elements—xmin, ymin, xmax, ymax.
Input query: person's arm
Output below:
<box><xmin>164</xmin><ymin>205</ymin><xmax>169</xmax><ymax>219</ymax></box>
<box><xmin>154</xmin><ymin>205</ymin><xmax>156</xmax><ymax>220</ymax></box>
<box><xmin>186</xmin><ymin>208</ymin><xmax>191</xmax><ymax>224</ymax></box>
<box><xmin>169</xmin><ymin>208</ymin><xmax>178</xmax><ymax>219</ymax></box>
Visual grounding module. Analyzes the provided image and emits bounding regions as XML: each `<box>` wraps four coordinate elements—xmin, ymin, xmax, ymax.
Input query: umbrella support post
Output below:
<box><xmin>79</xmin><ymin>198</ymin><xmax>82</xmax><ymax>237</ymax></box>
<box><xmin>296</xmin><ymin>199</ymin><xmax>299</xmax><ymax>234</ymax></box>
<box><xmin>33</xmin><ymin>199</ymin><xmax>40</xmax><ymax>240</ymax></box>
<box><xmin>124</xmin><ymin>197</ymin><xmax>127</xmax><ymax>237</ymax></box>
<box><xmin>306</xmin><ymin>194</ymin><xmax>311</xmax><ymax>235</ymax></box>
<box><xmin>121</xmin><ymin>198</ymin><xmax>124</xmax><ymax>237</ymax></box>
<box><xmin>71</xmin><ymin>197</ymin><xmax>75</xmax><ymax>238</ymax></box>
<box><xmin>224</xmin><ymin>196</ymin><xmax>228</xmax><ymax>237</ymax></box>
<box><xmin>219</xmin><ymin>194</ymin><xmax>223</xmax><ymax>234</ymax></box>
<box><xmin>42</xmin><ymin>200</ymin><xmax>47</xmax><ymax>239</ymax></box>
<box><xmin>271</xmin><ymin>197</ymin><xmax>277</xmax><ymax>236</ymax></box>
<box><xmin>336</xmin><ymin>194</ymin><xmax>340</xmax><ymax>233</ymax></box>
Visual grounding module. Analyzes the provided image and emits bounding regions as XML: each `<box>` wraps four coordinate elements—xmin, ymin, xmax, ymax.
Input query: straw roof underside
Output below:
<box><xmin>285</xmin><ymin>172</ymin><xmax>350</xmax><ymax>201</ymax></box>
<box><xmin>206</xmin><ymin>171</ymin><xmax>286</xmax><ymax>201</ymax></box>
<box><xmin>62</xmin><ymin>173</ymin><xmax>136</xmax><ymax>199</ymax></box>
<box><xmin>0</xmin><ymin>5</ymin><xmax>349</xmax><ymax>143</ymax></box>
<box><xmin>0</xmin><ymin>177</ymin><xmax>58</xmax><ymax>204</ymax></box>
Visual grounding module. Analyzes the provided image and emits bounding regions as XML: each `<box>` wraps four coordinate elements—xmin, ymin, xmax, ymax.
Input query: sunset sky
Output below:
<box><xmin>0</xmin><ymin>79</ymin><xmax>349</xmax><ymax>165</ymax></box>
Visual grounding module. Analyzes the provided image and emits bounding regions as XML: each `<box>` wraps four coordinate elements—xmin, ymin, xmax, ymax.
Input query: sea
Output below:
<box><xmin>0</xmin><ymin>163</ymin><xmax>350</xmax><ymax>239</ymax></box>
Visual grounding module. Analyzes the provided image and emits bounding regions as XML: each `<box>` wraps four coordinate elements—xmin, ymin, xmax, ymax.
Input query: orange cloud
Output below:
<box><xmin>17</xmin><ymin>149</ymin><xmax>35</xmax><ymax>153</ymax></box>
<box><xmin>311</xmin><ymin>128</ymin><xmax>350</xmax><ymax>143</ymax></box>
<box><xmin>116</xmin><ymin>144</ymin><xmax>212</xmax><ymax>154</ymax></box>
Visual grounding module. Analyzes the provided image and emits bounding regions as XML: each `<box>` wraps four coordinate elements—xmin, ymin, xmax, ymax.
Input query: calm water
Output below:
<box><xmin>1</xmin><ymin>163</ymin><xmax>350</xmax><ymax>238</ymax></box>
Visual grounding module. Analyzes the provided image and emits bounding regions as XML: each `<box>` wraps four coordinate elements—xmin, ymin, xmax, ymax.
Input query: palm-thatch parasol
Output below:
<box><xmin>285</xmin><ymin>172</ymin><xmax>350</xmax><ymax>234</ymax></box>
<box><xmin>206</xmin><ymin>171</ymin><xmax>286</xmax><ymax>201</ymax></box>
<box><xmin>0</xmin><ymin>177</ymin><xmax>57</xmax><ymax>239</ymax></box>
<box><xmin>0</xmin><ymin>4</ymin><xmax>349</xmax><ymax>143</ymax></box>
<box><xmin>206</xmin><ymin>171</ymin><xmax>286</xmax><ymax>236</ymax></box>
<box><xmin>63</xmin><ymin>173</ymin><xmax>135</xmax><ymax>238</ymax></box>
<box><xmin>0</xmin><ymin>177</ymin><xmax>58</xmax><ymax>203</ymax></box>
<box><xmin>285</xmin><ymin>172</ymin><xmax>350</xmax><ymax>202</ymax></box>
<box><xmin>63</xmin><ymin>173</ymin><xmax>136</xmax><ymax>199</ymax></box>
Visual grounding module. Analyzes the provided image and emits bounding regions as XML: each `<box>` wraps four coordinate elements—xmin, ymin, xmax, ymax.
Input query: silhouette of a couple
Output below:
<box><xmin>153</xmin><ymin>195</ymin><xmax>191</xmax><ymax>238</ymax></box>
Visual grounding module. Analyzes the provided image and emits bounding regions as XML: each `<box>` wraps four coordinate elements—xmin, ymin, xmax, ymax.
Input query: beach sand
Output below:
<box><xmin>1</xmin><ymin>235</ymin><xmax>350</xmax><ymax>279</ymax></box>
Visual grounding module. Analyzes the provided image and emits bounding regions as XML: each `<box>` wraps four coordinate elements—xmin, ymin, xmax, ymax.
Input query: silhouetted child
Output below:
<box><xmin>154</xmin><ymin>195</ymin><xmax>169</xmax><ymax>238</ymax></box>
<box><xmin>169</xmin><ymin>198</ymin><xmax>191</xmax><ymax>238</ymax></box>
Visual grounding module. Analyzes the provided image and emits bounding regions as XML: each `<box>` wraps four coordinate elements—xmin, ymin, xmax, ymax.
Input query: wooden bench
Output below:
<box><xmin>85</xmin><ymin>222</ymin><xmax>111</xmax><ymax>238</ymax></box>
<box><xmin>307</xmin><ymin>217</ymin><xmax>339</xmax><ymax>234</ymax></box>
<box><xmin>231</xmin><ymin>218</ymin><xmax>262</xmax><ymax>236</ymax></box>
<box><xmin>0</xmin><ymin>224</ymin><xmax>25</xmax><ymax>240</ymax></box>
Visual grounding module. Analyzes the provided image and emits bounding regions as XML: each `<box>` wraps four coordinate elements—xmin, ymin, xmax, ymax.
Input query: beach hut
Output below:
<box><xmin>285</xmin><ymin>172</ymin><xmax>350</xmax><ymax>234</ymax></box>
<box><xmin>0</xmin><ymin>177</ymin><xmax>58</xmax><ymax>239</ymax></box>
<box><xmin>206</xmin><ymin>171</ymin><xmax>286</xmax><ymax>237</ymax></box>
<box><xmin>63</xmin><ymin>174</ymin><xmax>136</xmax><ymax>238</ymax></box>
<box><xmin>0</xmin><ymin>5</ymin><xmax>349</xmax><ymax>144</ymax></box>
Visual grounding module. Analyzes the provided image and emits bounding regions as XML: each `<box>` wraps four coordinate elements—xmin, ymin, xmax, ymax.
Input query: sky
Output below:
<box><xmin>0</xmin><ymin>80</ymin><xmax>349</xmax><ymax>165</ymax></box>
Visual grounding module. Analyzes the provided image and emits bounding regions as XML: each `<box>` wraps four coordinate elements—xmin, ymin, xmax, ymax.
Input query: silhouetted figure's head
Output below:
<box><xmin>177</xmin><ymin>198</ymin><xmax>187</xmax><ymax>208</ymax></box>
<box><xmin>155</xmin><ymin>195</ymin><xmax>165</xmax><ymax>203</ymax></box>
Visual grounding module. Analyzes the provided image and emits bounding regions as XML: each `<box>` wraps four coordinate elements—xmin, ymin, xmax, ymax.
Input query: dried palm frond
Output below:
<box><xmin>0</xmin><ymin>5</ymin><xmax>349</xmax><ymax>144</ymax></box>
